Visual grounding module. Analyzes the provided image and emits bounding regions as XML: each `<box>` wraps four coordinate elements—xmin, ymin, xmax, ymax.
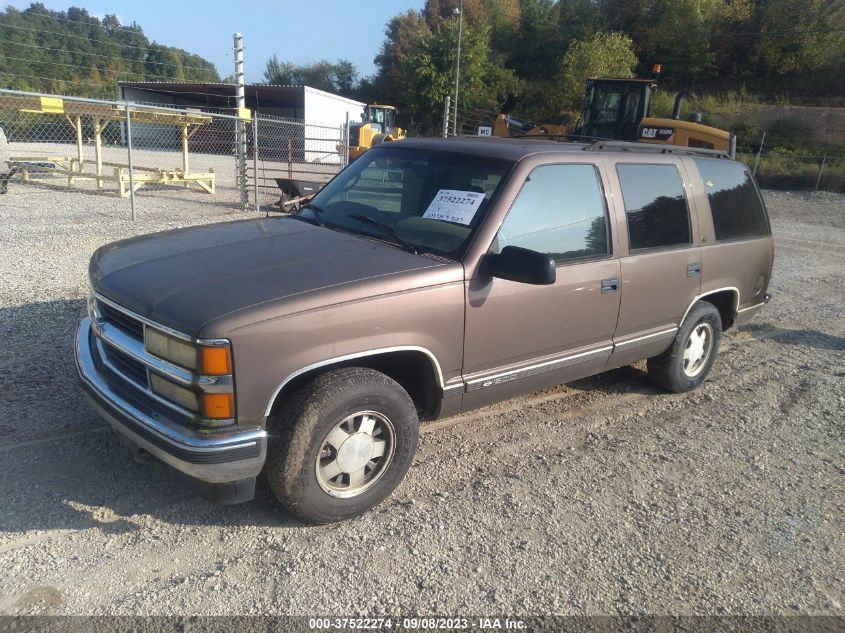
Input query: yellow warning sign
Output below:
<box><xmin>39</xmin><ymin>96</ymin><xmax>64</xmax><ymax>114</ymax></box>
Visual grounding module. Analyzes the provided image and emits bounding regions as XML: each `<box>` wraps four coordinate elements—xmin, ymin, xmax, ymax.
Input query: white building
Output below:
<box><xmin>117</xmin><ymin>82</ymin><xmax>365</xmax><ymax>163</ymax></box>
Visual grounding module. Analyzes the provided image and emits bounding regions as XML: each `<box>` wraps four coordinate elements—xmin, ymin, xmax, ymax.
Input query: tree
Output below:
<box><xmin>403</xmin><ymin>19</ymin><xmax>518</xmax><ymax>133</ymax></box>
<box><xmin>753</xmin><ymin>0</ymin><xmax>845</xmax><ymax>75</ymax></box>
<box><xmin>374</xmin><ymin>10</ymin><xmax>431</xmax><ymax>106</ymax></box>
<box><xmin>334</xmin><ymin>59</ymin><xmax>358</xmax><ymax>95</ymax></box>
<box><xmin>263</xmin><ymin>55</ymin><xmax>296</xmax><ymax>85</ymax></box>
<box><xmin>558</xmin><ymin>0</ymin><xmax>606</xmax><ymax>44</ymax></box>
<box><xmin>554</xmin><ymin>32</ymin><xmax>638</xmax><ymax>117</ymax></box>
<box><xmin>262</xmin><ymin>57</ymin><xmax>361</xmax><ymax>96</ymax></box>
<box><xmin>0</xmin><ymin>3</ymin><xmax>219</xmax><ymax>97</ymax></box>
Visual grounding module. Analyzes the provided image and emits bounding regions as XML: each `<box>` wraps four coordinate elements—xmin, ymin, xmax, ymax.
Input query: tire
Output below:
<box><xmin>265</xmin><ymin>367</ymin><xmax>418</xmax><ymax>523</ymax></box>
<box><xmin>371</xmin><ymin>133</ymin><xmax>394</xmax><ymax>146</ymax></box>
<box><xmin>647</xmin><ymin>301</ymin><xmax>722</xmax><ymax>393</ymax></box>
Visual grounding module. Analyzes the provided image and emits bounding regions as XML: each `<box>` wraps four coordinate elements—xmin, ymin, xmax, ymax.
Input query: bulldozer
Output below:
<box><xmin>492</xmin><ymin>73</ymin><xmax>735</xmax><ymax>156</ymax></box>
<box><xmin>576</xmin><ymin>77</ymin><xmax>734</xmax><ymax>155</ymax></box>
<box><xmin>347</xmin><ymin>104</ymin><xmax>406</xmax><ymax>161</ymax></box>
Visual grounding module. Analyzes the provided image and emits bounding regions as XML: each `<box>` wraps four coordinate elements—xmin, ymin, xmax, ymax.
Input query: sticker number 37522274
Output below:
<box><xmin>422</xmin><ymin>189</ymin><xmax>485</xmax><ymax>226</ymax></box>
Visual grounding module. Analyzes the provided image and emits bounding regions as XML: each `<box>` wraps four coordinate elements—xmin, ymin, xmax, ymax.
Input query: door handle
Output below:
<box><xmin>601</xmin><ymin>277</ymin><xmax>620</xmax><ymax>293</ymax></box>
<box><xmin>687</xmin><ymin>262</ymin><xmax>701</xmax><ymax>277</ymax></box>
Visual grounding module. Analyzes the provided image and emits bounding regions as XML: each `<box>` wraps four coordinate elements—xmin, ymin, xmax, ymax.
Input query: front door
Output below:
<box><xmin>462</xmin><ymin>162</ymin><xmax>621</xmax><ymax>410</ymax></box>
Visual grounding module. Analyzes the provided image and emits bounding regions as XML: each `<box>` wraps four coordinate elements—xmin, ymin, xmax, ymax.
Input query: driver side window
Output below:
<box><xmin>496</xmin><ymin>164</ymin><xmax>610</xmax><ymax>263</ymax></box>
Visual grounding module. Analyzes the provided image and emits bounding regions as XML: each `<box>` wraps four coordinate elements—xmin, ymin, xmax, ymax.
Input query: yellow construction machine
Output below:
<box><xmin>348</xmin><ymin>104</ymin><xmax>406</xmax><ymax>161</ymax></box>
<box><xmin>492</xmin><ymin>73</ymin><xmax>735</xmax><ymax>156</ymax></box>
<box><xmin>577</xmin><ymin>78</ymin><xmax>734</xmax><ymax>154</ymax></box>
<box><xmin>492</xmin><ymin>114</ymin><xmax>568</xmax><ymax>139</ymax></box>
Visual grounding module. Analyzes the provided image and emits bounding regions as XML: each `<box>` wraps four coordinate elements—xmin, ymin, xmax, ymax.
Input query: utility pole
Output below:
<box><xmin>451</xmin><ymin>0</ymin><xmax>463</xmax><ymax>136</ymax></box>
<box><xmin>234</xmin><ymin>32</ymin><xmax>245</xmax><ymax>111</ymax></box>
<box><xmin>234</xmin><ymin>32</ymin><xmax>248</xmax><ymax>207</ymax></box>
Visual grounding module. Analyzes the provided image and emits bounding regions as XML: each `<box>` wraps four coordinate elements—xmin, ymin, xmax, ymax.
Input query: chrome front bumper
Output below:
<box><xmin>75</xmin><ymin>318</ymin><xmax>266</xmax><ymax>489</ymax></box>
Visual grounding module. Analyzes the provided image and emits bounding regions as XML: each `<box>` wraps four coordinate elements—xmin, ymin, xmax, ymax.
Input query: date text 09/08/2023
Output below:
<box><xmin>307</xmin><ymin>617</ymin><xmax>528</xmax><ymax>630</ymax></box>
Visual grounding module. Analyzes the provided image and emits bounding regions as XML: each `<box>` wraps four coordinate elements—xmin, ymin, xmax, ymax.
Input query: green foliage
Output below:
<box><xmin>262</xmin><ymin>57</ymin><xmax>359</xmax><ymax>97</ymax></box>
<box><xmin>403</xmin><ymin>19</ymin><xmax>518</xmax><ymax>133</ymax></box>
<box><xmin>0</xmin><ymin>3</ymin><xmax>219</xmax><ymax>97</ymax></box>
<box><xmin>738</xmin><ymin>153</ymin><xmax>845</xmax><ymax>193</ymax></box>
<box><xmin>554</xmin><ymin>32</ymin><xmax>638</xmax><ymax>118</ymax></box>
<box><xmin>753</xmin><ymin>0</ymin><xmax>844</xmax><ymax>75</ymax></box>
<box><xmin>370</xmin><ymin>0</ymin><xmax>845</xmax><ymax>129</ymax></box>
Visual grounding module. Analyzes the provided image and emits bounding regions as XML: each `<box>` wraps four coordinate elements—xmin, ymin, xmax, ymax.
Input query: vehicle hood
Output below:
<box><xmin>90</xmin><ymin>217</ymin><xmax>444</xmax><ymax>334</ymax></box>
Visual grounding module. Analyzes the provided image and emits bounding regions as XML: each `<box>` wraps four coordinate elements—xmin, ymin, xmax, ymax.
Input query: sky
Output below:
<box><xmin>7</xmin><ymin>0</ymin><xmax>428</xmax><ymax>82</ymax></box>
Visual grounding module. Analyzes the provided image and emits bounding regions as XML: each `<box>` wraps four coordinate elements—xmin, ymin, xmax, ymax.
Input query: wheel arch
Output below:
<box><xmin>681</xmin><ymin>287</ymin><xmax>740</xmax><ymax>331</ymax></box>
<box><xmin>264</xmin><ymin>347</ymin><xmax>444</xmax><ymax>421</ymax></box>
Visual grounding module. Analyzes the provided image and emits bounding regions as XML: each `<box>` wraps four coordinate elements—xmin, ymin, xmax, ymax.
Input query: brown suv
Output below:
<box><xmin>75</xmin><ymin>137</ymin><xmax>773</xmax><ymax>522</ymax></box>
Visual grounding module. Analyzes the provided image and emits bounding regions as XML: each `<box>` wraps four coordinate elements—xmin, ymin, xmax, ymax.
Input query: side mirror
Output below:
<box><xmin>487</xmin><ymin>245</ymin><xmax>556</xmax><ymax>285</ymax></box>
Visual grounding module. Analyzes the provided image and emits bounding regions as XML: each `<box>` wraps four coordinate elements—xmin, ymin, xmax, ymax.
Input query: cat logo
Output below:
<box><xmin>640</xmin><ymin>127</ymin><xmax>675</xmax><ymax>141</ymax></box>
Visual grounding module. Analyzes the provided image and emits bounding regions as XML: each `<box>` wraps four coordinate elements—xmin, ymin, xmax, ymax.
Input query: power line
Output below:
<box><xmin>0</xmin><ymin>55</ymin><xmax>216</xmax><ymax>79</ymax></box>
<box><xmin>0</xmin><ymin>71</ymin><xmax>239</xmax><ymax>102</ymax></box>
<box><xmin>0</xmin><ymin>38</ymin><xmax>218</xmax><ymax>73</ymax></box>
<box><xmin>15</xmin><ymin>7</ymin><xmax>144</xmax><ymax>32</ymax></box>
<box><xmin>0</xmin><ymin>22</ymin><xmax>202</xmax><ymax>56</ymax></box>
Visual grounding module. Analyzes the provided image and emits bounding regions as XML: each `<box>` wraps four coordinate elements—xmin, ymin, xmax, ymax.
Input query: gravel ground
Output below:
<box><xmin>0</xmin><ymin>182</ymin><xmax>843</xmax><ymax>619</ymax></box>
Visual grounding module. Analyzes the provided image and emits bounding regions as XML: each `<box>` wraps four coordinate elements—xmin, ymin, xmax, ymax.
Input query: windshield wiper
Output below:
<box><xmin>348</xmin><ymin>214</ymin><xmax>418</xmax><ymax>255</ymax></box>
<box><xmin>299</xmin><ymin>202</ymin><xmax>325</xmax><ymax>227</ymax></box>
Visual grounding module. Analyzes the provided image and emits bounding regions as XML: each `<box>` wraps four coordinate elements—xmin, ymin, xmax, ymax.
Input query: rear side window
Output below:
<box><xmin>617</xmin><ymin>164</ymin><xmax>691</xmax><ymax>250</ymax></box>
<box><xmin>496</xmin><ymin>164</ymin><xmax>609</xmax><ymax>262</ymax></box>
<box><xmin>694</xmin><ymin>159</ymin><xmax>771</xmax><ymax>240</ymax></box>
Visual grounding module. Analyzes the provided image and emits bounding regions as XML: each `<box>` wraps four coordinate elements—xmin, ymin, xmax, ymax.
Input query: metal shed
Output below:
<box><xmin>117</xmin><ymin>82</ymin><xmax>365</xmax><ymax>163</ymax></box>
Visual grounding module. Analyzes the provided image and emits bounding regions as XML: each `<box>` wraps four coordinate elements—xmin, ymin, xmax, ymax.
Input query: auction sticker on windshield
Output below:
<box><xmin>422</xmin><ymin>189</ymin><xmax>485</xmax><ymax>225</ymax></box>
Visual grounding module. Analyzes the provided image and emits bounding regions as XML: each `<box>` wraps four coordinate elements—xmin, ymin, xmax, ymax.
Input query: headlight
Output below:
<box><xmin>145</xmin><ymin>327</ymin><xmax>235</xmax><ymax>424</ymax></box>
<box><xmin>144</xmin><ymin>328</ymin><xmax>233</xmax><ymax>376</ymax></box>
<box><xmin>145</xmin><ymin>328</ymin><xmax>198</xmax><ymax>370</ymax></box>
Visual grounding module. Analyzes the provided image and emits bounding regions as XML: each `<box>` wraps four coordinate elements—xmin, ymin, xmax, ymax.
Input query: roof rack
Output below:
<box><xmin>581</xmin><ymin>139</ymin><xmax>731</xmax><ymax>159</ymax></box>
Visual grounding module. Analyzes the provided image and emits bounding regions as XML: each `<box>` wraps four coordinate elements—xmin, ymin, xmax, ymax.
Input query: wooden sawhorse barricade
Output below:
<box><xmin>2</xmin><ymin>95</ymin><xmax>218</xmax><ymax>197</ymax></box>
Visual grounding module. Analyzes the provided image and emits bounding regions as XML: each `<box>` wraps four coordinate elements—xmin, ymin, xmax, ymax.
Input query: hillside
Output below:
<box><xmin>0</xmin><ymin>3</ymin><xmax>219</xmax><ymax>98</ymax></box>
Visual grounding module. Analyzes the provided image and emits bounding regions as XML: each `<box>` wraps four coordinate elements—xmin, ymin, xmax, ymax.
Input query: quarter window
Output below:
<box><xmin>617</xmin><ymin>163</ymin><xmax>691</xmax><ymax>250</ymax></box>
<box><xmin>496</xmin><ymin>164</ymin><xmax>609</xmax><ymax>262</ymax></box>
<box><xmin>693</xmin><ymin>159</ymin><xmax>771</xmax><ymax>240</ymax></box>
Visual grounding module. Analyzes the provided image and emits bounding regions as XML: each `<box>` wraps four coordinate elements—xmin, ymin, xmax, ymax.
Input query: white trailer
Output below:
<box><xmin>302</xmin><ymin>87</ymin><xmax>364</xmax><ymax>164</ymax></box>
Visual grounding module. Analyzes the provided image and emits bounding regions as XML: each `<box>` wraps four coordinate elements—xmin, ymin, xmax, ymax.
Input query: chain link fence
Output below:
<box><xmin>0</xmin><ymin>88</ymin><xmax>348</xmax><ymax>218</ymax></box>
<box><xmin>247</xmin><ymin>114</ymin><xmax>347</xmax><ymax>209</ymax></box>
<box><xmin>738</xmin><ymin>133</ymin><xmax>844</xmax><ymax>193</ymax></box>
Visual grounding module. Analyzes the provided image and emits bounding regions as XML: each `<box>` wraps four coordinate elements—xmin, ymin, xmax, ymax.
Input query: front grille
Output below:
<box><xmin>98</xmin><ymin>300</ymin><xmax>144</xmax><ymax>339</ymax></box>
<box><xmin>102</xmin><ymin>343</ymin><xmax>149</xmax><ymax>389</ymax></box>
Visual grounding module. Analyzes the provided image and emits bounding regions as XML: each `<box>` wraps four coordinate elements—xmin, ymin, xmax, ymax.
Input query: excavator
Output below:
<box><xmin>493</xmin><ymin>72</ymin><xmax>735</xmax><ymax>156</ymax></box>
<box><xmin>347</xmin><ymin>104</ymin><xmax>406</xmax><ymax>161</ymax></box>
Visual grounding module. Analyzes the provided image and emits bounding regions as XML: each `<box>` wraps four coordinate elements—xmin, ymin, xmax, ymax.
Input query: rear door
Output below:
<box><xmin>605</xmin><ymin>160</ymin><xmax>702</xmax><ymax>368</ymax></box>
<box><xmin>462</xmin><ymin>161</ymin><xmax>621</xmax><ymax>409</ymax></box>
<box><xmin>685</xmin><ymin>157</ymin><xmax>774</xmax><ymax>320</ymax></box>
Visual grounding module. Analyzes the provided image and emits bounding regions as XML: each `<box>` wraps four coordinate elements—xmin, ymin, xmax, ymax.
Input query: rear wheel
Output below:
<box><xmin>647</xmin><ymin>301</ymin><xmax>722</xmax><ymax>393</ymax></box>
<box><xmin>265</xmin><ymin>367</ymin><xmax>418</xmax><ymax>523</ymax></box>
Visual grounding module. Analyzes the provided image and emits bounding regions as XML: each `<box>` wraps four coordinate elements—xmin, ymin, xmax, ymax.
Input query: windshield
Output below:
<box><xmin>300</xmin><ymin>146</ymin><xmax>513</xmax><ymax>259</ymax></box>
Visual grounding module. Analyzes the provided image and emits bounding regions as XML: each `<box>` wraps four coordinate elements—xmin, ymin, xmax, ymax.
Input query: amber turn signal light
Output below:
<box><xmin>200</xmin><ymin>345</ymin><xmax>232</xmax><ymax>376</ymax></box>
<box><xmin>202</xmin><ymin>393</ymin><xmax>234</xmax><ymax>419</ymax></box>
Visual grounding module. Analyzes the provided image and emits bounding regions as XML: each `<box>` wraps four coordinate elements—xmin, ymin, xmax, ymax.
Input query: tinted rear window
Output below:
<box><xmin>617</xmin><ymin>164</ymin><xmax>691</xmax><ymax>250</ymax></box>
<box><xmin>694</xmin><ymin>159</ymin><xmax>771</xmax><ymax>241</ymax></box>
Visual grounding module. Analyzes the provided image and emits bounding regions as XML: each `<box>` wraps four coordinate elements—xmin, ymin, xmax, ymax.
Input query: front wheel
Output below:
<box><xmin>265</xmin><ymin>367</ymin><xmax>418</xmax><ymax>523</ymax></box>
<box><xmin>647</xmin><ymin>301</ymin><xmax>722</xmax><ymax>393</ymax></box>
